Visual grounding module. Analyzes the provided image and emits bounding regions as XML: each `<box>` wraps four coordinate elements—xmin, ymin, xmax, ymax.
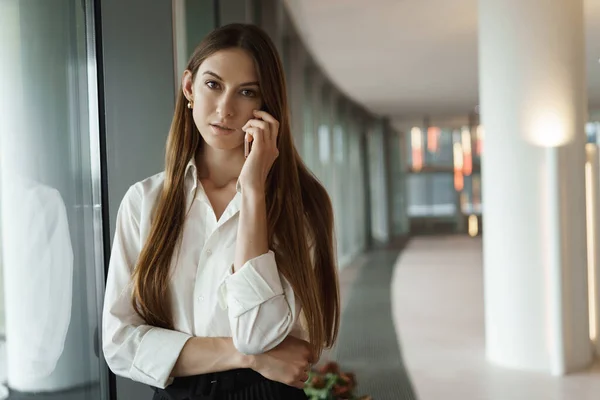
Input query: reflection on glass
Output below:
<box><xmin>2</xmin><ymin>177</ymin><xmax>74</xmax><ymax>390</ymax></box>
<box><xmin>0</xmin><ymin>1</ymin><xmax>105</xmax><ymax>399</ymax></box>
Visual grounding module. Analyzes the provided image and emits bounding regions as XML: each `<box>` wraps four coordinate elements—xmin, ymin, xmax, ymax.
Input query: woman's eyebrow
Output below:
<box><xmin>203</xmin><ymin>70</ymin><xmax>259</xmax><ymax>87</ymax></box>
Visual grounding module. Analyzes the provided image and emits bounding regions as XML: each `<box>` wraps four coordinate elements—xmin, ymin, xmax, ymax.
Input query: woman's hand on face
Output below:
<box><xmin>238</xmin><ymin>110</ymin><xmax>279</xmax><ymax>194</ymax></box>
<box><xmin>249</xmin><ymin>336</ymin><xmax>314</xmax><ymax>389</ymax></box>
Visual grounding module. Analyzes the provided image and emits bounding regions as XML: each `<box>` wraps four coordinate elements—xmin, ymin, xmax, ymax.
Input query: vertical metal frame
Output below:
<box><xmin>85</xmin><ymin>0</ymin><xmax>114</xmax><ymax>399</ymax></box>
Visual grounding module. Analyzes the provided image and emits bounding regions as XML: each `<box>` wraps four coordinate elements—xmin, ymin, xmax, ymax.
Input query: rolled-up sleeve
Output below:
<box><xmin>219</xmin><ymin>251</ymin><xmax>299</xmax><ymax>355</ymax></box>
<box><xmin>102</xmin><ymin>185</ymin><xmax>191</xmax><ymax>389</ymax></box>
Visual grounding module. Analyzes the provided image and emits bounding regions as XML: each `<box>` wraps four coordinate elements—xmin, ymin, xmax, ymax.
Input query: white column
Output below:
<box><xmin>478</xmin><ymin>0</ymin><xmax>592</xmax><ymax>374</ymax></box>
<box><xmin>586</xmin><ymin>144</ymin><xmax>600</xmax><ymax>355</ymax></box>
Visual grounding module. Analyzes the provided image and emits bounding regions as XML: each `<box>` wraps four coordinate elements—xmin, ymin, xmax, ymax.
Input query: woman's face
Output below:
<box><xmin>183</xmin><ymin>48</ymin><xmax>263</xmax><ymax>152</ymax></box>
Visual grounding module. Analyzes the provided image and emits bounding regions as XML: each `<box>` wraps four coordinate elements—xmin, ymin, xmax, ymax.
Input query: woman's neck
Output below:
<box><xmin>196</xmin><ymin>144</ymin><xmax>245</xmax><ymax>189</ymax></box>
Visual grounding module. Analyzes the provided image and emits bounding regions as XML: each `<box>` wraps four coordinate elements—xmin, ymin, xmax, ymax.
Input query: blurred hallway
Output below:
<box><xmin>392</xmin><ymin>237</ymin><xmax>600</xmax><ymax>400</ymax></box>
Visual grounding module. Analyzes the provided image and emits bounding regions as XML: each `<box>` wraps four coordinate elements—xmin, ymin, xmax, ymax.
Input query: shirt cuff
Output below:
<box><xmin>220</xmin><ymin>251</ymin><xmax>284</xmax><ymax>318</ymax></box>
<box><xmin>130</xmin><ymin>327</ymin><xmax>192</xmax><ymax>388</ymax></box>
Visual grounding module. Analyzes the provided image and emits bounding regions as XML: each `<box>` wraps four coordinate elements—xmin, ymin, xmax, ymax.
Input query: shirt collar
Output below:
<box><xmin>184</xmin><ymin>158</ymin><xmax>199</xmax><ymax>193</ymax></box>
<box><xmin>185</xmin><ymin>157</ymin><xmax>243</xmax><ymax>194</ymax></box>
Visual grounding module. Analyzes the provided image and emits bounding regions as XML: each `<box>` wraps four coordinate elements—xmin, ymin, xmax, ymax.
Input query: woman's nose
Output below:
<box><xmin>216</xmin><ymin>93</ymin><xmax>234</xmax><ymax>118</ymax></box>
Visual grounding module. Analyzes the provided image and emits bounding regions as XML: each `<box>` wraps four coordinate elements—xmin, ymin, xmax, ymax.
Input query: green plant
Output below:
<box><xmin>303</xmin><ymin>361</ymin><xmax>372</xmax><ymax>400</ymax></box>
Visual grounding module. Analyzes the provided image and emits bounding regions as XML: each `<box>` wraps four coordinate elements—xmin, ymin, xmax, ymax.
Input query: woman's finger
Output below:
<box><xmin>243</xmin><ymin>119</ymin><xmax>270</xmax><ymax>140</ymax></box>
<box><xmin>253</xmin><ymin>110</ymin><xmax>279</xmax><ymax>143</ymax></box>
<box><xmin>253</xmin><ymin>110</ymin><xmax>278</xmax><ymax>125</ymax></box>
<box><xmin>244</xmin><ymin>126</ymin><xmax>264</xmax><ymax>147</ymax></box>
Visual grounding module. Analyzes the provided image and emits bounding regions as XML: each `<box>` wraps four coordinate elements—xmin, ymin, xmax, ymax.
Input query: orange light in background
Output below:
<box><xmin>463</xmin><ymin>154</ymin><xmax>473</xmax><ymax>176</ymax></box>
<box><xmin>427</xmin><ymin>126</ymin><xmax>440</xmax><ymax>153</ymax></box>
<box><xmin>454</xmin><ymin>171</ymin><xmax>464</xmax><ymax>191</ymax></box>
<box><xmin>476</xmin><ymin>125</ymin><xmax>485</xmax><ymax>155</ymax></box>
<box><xmin>468</xmin><ymin>215</ymin><xmax>479</xmax><ymax>237</ymax></box>
<box><xmin>462</xmin><ymin>128</ymin><xmax>473</xmax><ymax>176</ymax></box>
<box><xmin>461</xmin><ymin>128</ymin><xmax>472</xmax><ymax>153</ymax></box>
<box><xmin>411</xmin><ymin>127</ymin><xmax>423</xmax><ymax>171</ymax></box>
<box><xmin>453</xmin><ymin>142</ymin><xmax>464</xmax><ymax>171</ymax></box>
<box><xmin>453</xmin><ymin>142</ymin><xmax>464</xmax><ymax>191</ymax></box>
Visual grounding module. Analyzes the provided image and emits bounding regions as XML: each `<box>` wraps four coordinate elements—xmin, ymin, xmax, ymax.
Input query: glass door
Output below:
<box><xmin>0</xmin><ymin>1</ymin><xmax>109</xmax><ymax>399</ymax></box>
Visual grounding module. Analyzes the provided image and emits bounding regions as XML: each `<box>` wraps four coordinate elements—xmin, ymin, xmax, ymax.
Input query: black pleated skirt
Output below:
<box><xmin>151</xmin><ymin>368</ymin><xmax>308</xmax><ymax>400</ymax></box>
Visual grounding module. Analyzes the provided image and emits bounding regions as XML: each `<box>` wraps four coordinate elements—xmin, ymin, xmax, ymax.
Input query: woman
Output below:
<box><xmin>102</xmin><ymin>23</ymin><xmax>340</xmax><ymax>400</ymax></box>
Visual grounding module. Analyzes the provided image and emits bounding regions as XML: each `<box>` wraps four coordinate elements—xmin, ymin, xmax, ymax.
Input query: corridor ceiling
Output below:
<box><xmin>283</xmin><ymin>0</ymin><xmax>600</xmax><ymax>123</ymax></box>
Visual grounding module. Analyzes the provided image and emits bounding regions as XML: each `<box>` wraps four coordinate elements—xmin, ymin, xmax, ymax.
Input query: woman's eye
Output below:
<box><xmin>206</xmin><ymin>81</ymin><xmax>220</xmax><ymax>89</ymax></box>
<box><xmin>241</xmin><ymin>89</ymin><xmax>256</xmax><ymax>97</ymax></box>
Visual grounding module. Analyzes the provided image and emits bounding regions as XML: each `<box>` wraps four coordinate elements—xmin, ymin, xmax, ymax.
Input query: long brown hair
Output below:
<box><xmin>131</xmin><ymin>23</ymin><xmax>340</xmax><ymax>357</ymax></box>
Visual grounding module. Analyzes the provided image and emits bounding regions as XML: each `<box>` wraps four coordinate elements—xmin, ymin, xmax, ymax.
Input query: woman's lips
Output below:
<box><xmin>210</xmin><ymin>124</ymin><xmax>235</xmax><ymax>136</ymax></box>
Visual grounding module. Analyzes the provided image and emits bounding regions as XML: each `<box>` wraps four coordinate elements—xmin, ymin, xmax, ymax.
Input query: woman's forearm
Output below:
<box><xmin>171</xmin><ymin>337</ymin><xmax>252</xmax><ymax>377</ymax></box>
<box><xmin>234</xmin><ymin>190</ymin><xmax>269</xmax><ymax>271</ymax></box>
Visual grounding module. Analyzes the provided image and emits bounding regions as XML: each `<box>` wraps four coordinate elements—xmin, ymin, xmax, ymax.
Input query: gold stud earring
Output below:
<box><xmin>187</xmin><ymin>101</ymin><xmax>193</xmax><ymax>109</ymax></box>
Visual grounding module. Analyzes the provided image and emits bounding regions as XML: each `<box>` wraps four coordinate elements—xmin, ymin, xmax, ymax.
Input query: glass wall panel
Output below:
<box><xmin>302</xmin><ymin>69</ymin><xmax>318</xmax><ymax>171</ymax></box>
<box><xmin>424</xmin><ymin>128</ymin><xmax>454</xmax><ymax>167</ymax></box>
<box><xmin>368</xmin><ymin>122</ymin><xmax>389</xmax><ymax>242</ymax></box>
<box><xmin>349</xmin><ymin>122</ymin><xmax>367</xmax><ymax>251</ymax></box>
<box><xmin>0</xmin><ymin>1</ymin><xmax>107</xmax><ymax>399</ymax></box>
<box><xmin>461</xmin><ymin>173</ymin><xmax>482</xmax><ymax>215</ymax></box>
<box><xmin>407</xmin><ymin>173</ymin><xmax>456</xmax><ymax>217</ymax></box>
<box><xmin>284</xmin><ymin>10</ymin><xmax>373</xmax><ymax>264</ymax></box>
<box><xmin>389</xmin><ymin>131</ymin><xmax>408</xmax><ymax>235</ymax></box>
<box><xmin>331</xmin><ymin>100</ymin><xmax>346</xmax><ymax>261</ymax></box>
<box><xmin>317</xmin><ymin>86</ymin><xmax>334</xmax><ymax>194</ymax></box>
<box><xmin>406</xmin><ymin>122</ymin><xmax>483</xmax><ymax>233</ymax></box>
<box><xmin>185</xmin><ymin>0</ymin><xmax>215</xmax><ymax>57</ymax></box>
<box><xmin>587</xmin><ymin>121</ymin><xmax>600</xmax><ymax>144</ymax></box>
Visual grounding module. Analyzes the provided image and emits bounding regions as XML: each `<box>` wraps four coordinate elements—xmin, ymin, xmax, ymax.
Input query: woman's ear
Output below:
<box><xmin>182</xmin><ymin>70</ymin><xmax>194</xmax><ymax>101</ymax></box>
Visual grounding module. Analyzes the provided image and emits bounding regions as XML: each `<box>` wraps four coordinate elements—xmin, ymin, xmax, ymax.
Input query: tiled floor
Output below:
<box><xmin>392</xmin><ymin>236</ymin><xmax>600</xmax><ymax>400</ymax></box>
<box><xmin>332</xmin><ymin>244</ymin><xmax>417</xmax><ymax>400</ymax></box>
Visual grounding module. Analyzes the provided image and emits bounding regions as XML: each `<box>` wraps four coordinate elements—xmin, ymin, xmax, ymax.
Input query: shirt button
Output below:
<box><xmin>206</xmin><ymin>249</ymin><xmax>212</xmax><ymax>256</ymax></box>
<box><xmin>198</xmin><ymin>295</ymin><xmax>204</xmax><ymax>302</ymax></box>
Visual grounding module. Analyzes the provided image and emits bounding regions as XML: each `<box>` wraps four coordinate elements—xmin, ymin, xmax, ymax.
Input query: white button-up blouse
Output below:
<box><xmin>102</xmin><ymin>160</ymin><xmax>305</xmax><ymax>389</ymax></box>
